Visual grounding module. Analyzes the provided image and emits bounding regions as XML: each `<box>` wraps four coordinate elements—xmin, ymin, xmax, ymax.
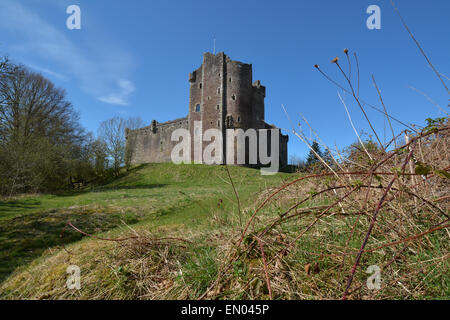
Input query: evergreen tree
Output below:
<box><xmin>306</xmin><ymin>141</ymin><xmax>323</xmax><ymax>167</ymax></box>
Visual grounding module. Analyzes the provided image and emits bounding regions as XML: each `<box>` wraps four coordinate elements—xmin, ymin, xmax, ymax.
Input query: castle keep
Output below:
<box><xmin>126</xmin><ymin>52</ymin><xmax>288</xmax><ymax>167</ymax></box>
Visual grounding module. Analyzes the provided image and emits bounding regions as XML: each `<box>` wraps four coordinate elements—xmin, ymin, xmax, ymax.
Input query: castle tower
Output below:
<box><xmin>189</xmin><ymin>52</ymin><xmax>224</xmax><ymax>162</ymax></box>
<box><xmin>188</xmin><ymin>52</ymin><xmax>269</xmax><ymax>163</ymax></box>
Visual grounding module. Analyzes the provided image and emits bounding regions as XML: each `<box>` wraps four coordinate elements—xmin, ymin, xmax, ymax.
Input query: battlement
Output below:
<box><xmin>252</xmin><ymin>80</ymin><xmax>266</xmax><ymax>97</ymax></box>
<box><xmin>130</xmin><ymin>117</ymin><xmax>188</xmax><ymax>135</ymax></box>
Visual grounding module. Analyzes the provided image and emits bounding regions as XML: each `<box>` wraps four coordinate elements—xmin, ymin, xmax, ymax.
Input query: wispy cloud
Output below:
<box><xmin>98</xmin><ymin>79</ymin><xmax>136</xmax><ymax>106</ymax></box>
<box><xmin>0</xmin><ymin>0</ymin><xmax>136</xmax><ymax>106</ymax></box>
<box><xmin>28</xmin><ymin>64</ymin><xmax>69</xmax><ymax>81</ymax></box>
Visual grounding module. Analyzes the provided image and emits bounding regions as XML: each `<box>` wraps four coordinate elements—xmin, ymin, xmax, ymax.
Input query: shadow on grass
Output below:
<box><xmin>88</xmin><ymin>164</ymin><xmax>149</xmax><ymax>186</ymax></box>
<box><xmin>0</xmin><ymin>198</ymin><xmax>42</xmax><ymax>210</ymax></box>
<box><xmin>0</xmin><ymin>199</ymin><xmax>43</xmax><ymax>220</ymax></box>
<box><xmin>0</xmin><ymin>207</ymin><xmax>140</xmax><ymax>283</ymax></box>
<box><xmin>49</xmin><ymin>183</ymin><xmax>167</xmax><ymax>197</ymax></box>
<box><xmin>45</xmin><ymin>164</ymin><xmax>152</xmax><ymax>197</ymax></box>
<box><xmin>91</xmin><ymin>184</ymin><xmax>167</xmax><ymax>192</ymax></box>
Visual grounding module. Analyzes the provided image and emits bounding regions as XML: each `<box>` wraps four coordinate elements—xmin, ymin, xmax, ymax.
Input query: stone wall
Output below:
<box><xmin>126</xmin><ymin>117</ymin><xmax>188</xmax><ymax>164</ymax></box>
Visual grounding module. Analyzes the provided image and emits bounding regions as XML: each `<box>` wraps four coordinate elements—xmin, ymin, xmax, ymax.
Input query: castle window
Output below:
<box><xmin>216</xmin><ymin>105</ymin><xmax>220</xmax><ymax>110</ymax></box>
<box><xmin>199</xmin><ymin>83</ymin><xmax>202</xmax><ymax>89</ymax></box>
<box><xmin>217</xmin><ymin>88</ymin><xmax>220</xmax><ymax>95</ymax></box>
<box><xmin>231</xmin><ymin>94</ymin><xmax>236</xmax><ymax>101</ymax></box>
<box><xmin>237</xmin><ymin>117</ymin><xmax>241</xmax><ymax>122</ymax></box>
<box><xmin>195</xmin><ymin>104</ymin><xmax>201</xmax><ymax>112</ymax></box>
<box><xmin>229</xmin><ymin>77</ymin><xmax>232</xmax><ymax>83</ymax></box>
<box><xmin>217</xmin><ymin>120</ymin><xmax>220</xmax><ymax>127</ymax></box>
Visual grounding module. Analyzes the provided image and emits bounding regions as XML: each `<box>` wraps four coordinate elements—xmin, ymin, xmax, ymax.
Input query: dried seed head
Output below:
<box><xmin>314</xmin><ymin>64</ymin><xmax>319</xmax><ymax>68</ymax></box>
<box><xmin>344</xmin><ymin>48</ymin><xmax>349</xmax><ymax>54</ymax></box>
<box><xmin>305</xmin><ymin>264</ymin><xmax>311</xmax><ymax>275</ymax></box>
<box><xmin>331</xmin><ymin>57</ymin><xmax>339</xmax><ymax>64</ymax></box>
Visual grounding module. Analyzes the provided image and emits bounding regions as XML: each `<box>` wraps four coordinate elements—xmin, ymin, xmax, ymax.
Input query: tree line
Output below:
<box><xmin>0</xmin><ymin>57</ymin><xmax>142</xmax><ymax>196</ymax></box>
<box><xmin>290</xmin><ymin>139</ymin><xmax>382</xmax><ymax>173</ymax></box>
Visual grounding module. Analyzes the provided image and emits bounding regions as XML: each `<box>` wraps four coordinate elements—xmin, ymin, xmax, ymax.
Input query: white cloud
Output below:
<box><xmin>98</xmin><ymin>79</ymin><xmax>136</xmax><ymax>106</ymax></box>
<box><xmin>28</xmin><ymin>64</ymin><xmax>69</xmax><ymax>81</ymax></box>
<box><xmin>0</xmin><ymin>0</ymin><xmax>136</xmax><ymax>106</ymax></box>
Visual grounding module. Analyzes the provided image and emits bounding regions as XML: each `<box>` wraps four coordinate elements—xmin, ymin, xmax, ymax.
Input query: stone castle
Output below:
<box><xmin>126</xmin><ymin>52</ymin><xmax>288</xmax><ymax>167</ymax></box>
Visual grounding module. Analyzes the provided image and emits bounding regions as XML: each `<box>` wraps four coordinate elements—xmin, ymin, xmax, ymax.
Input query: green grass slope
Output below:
<box><xmin>0</xmin><ymin>163</ymin><xmax>289</xmax><ymax>285</ymax></box>
<box><xmin>2</xmin><ymin>163</ymin><xmax>446</xmax><ymax>300</ymax></box>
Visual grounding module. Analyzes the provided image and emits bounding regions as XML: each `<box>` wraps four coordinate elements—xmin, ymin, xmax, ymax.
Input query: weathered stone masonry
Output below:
<box><xmin>126</xmin><ymin>52</ymin><xmax>288</xmax><ymax>167</ymax></box>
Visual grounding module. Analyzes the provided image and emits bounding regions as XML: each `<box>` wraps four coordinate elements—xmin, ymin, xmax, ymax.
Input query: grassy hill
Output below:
<box><xmin>0</xmin><ymin>163</ymin><xmax>291</xmax><ymax>297</ymax></box>
<box><xmin>1</xmin><ymin>162</ymin><xmax>448</xmax><ymax>300</ymax></box>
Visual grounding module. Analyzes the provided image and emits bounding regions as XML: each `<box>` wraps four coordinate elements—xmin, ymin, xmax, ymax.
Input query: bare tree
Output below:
<box><xmin>98</xmin><ymin>116</ymin><xmax>143</xmax><ymax>176</ymax></box>
<box><xmin>0</xmin><ymin>56</ymin><xmax>9</xmax><ymax>75</ymax></box>
<box><xmin>290</xmin><ymin>154</ymin><xmax>307</xmax><ymax>172</ymax></box>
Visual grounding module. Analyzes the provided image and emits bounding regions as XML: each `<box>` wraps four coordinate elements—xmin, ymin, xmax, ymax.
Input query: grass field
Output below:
<box><xmin>0</xmin><ymin>163</ymin><xmax>290</xmax><ymax>287</ymax></box>
<box><xmin>0</xmin><ymin>162</ymin><xmax>448</xmax><ymax>300</ymax></box>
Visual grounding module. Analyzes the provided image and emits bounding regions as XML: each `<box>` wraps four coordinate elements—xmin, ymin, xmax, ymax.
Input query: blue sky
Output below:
<box><xmin>0</xmin><ymin>0</ymin><xmax>448</xmax><ymax>160</ymax></box>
